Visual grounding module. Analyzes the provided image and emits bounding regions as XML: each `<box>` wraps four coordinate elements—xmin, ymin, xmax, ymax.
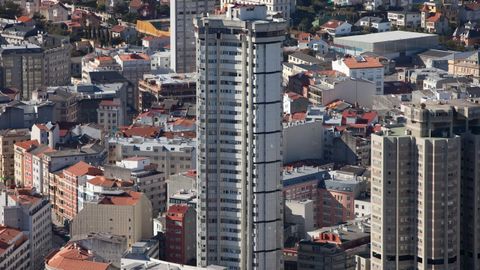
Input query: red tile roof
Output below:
<box><xmin>14</xmin><ymin>140</ymin><xmax>39</xmax><ymax>150</ymax></box>
<box><xmin>87</xmin><ymin>176</ymin><xmax>133</xmax><ymax>188</ymax></box>
<box><xmin>118</xmin><ymin>53</ymin><xmax>150</xmax><ymax>62</ymax></box>
<box><xmin>426</xmin><ymin>13</ymin><xmax>442</xmax><ymax>23</ymax></box>
<box><xmin>8</xmin><ymin>188</ymin><xmax>42</xmax><ymax>206</ymax></box>
<box><xmin>291</xmin><ymin>112</ymin><xmax>307</xmax><ymax>121</ymax></box>
<box><xmin>17</xmin><ymin>16</ymin><xmax>32</xmax><ymax>23</ymax></box>
<box><xmin>35</xmin><ymin>123</ymin><xmax>50</xmax><ymax>132</ymax></box>
<box><xmin>98</xmin><ymin>191</ymin><xmax>142</xmax><ymax>206</ymax></box>
<box><xmin>342</xmin><ymin>56</ymin><xmax>383</xmax><ymax>69</ymax></box>
<box><xmin>99</xmin><ymin>99</ymin><xmax>121</xmax><ymax>107</ymax></box>
<box><xmin>64</xmin><ymin>161</ymin><xmax>103</xmax><ymax>177</ymax></box>
<box><xmin>121</xmin><ymin>125</ymin><xmax>161</xmax><ymax>138</ymax></box>
<box><xmin>45</xmin><ymin>242</ymin><xmax>110</xmax><ymax>270</ymax></box>
<box><xmin>171</xmin><ymin>118</ymin><xmax>195</xmax><ymax>127</ymax></box>
<box><xmin>321</xmin><ymin>19</ymin><xmax>345</xmax><ymax>29</ymax></box>
<box><xmin>168</xmin><ymin>204</ymin><xmax>189</xmax><ymax>215</ymax></box>
<box><xmin>111</xmin><ymin>25</ymin><xmax>126</xmax><ymax>33</ymax></box>
<box><xmin>0</xmin><ymin>226</ymin><xmax>27</xmax><ymax>256</ymax></box>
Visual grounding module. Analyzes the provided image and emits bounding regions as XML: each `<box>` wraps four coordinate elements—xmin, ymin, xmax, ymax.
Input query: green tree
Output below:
<box><xmin>0</xmin><ymin>1</ymin><xmax>22</xmax><ymax>19</ymax></box>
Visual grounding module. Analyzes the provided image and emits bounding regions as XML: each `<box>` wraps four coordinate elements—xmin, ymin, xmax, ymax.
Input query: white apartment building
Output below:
<box><xmin>387</xmin><ymin>11</ymin><xmax>421</xmax><ymax>28</ymax></box>
<box><xmin>332</xmin><ymin>55</ymin><xmax>385</xmax><ymax>95</ymax></box>
<box><xmin>194</xmin><ymin>5</ymin><xmax>286</xmax><ymax>269</ymax></box>
<box><xmin>170</xmin><ymin>0</ymin><xmax>216</xmax><ymax>73</ymax></box>
<box><xmin>0</xmin><ymin>189</ymin><xmax>52</xmax><ymax>270</ymax></box>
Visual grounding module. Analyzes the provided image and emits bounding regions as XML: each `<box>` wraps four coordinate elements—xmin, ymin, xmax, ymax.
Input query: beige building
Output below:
<box><xmin>97</xmin><ymin>99</ymin><xmax>125</xmax><ymax>135</ymax></box>
<box><xmin>370</xmin><ymin>101</ymin><xmax>480</xmax><ymax>270</ymax></box>
<box><xmin>108</xmin><ymin>137</ymin><xmax>195</xmax><ymax>176</ymax></box>
<box><xmin>71</xmin><ymin>191</ymin><xmax>153</xmax><ymax>247</ymax></box>
<box><xmin>0</xmin><ymin>129</ymin><xmax>30</xmax><ymax>183</ymax></box>
<box><xmin>448</xmin><ymin>51</ymin><xmax>480</xmax><ymax>77</ymax></box>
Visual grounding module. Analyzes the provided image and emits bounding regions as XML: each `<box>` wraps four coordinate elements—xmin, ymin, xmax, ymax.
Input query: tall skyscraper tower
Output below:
<box><xmin>194</xmin><ymin>4</ymin><xmax>286</xmax><ymax>270</ymax></box>
<box><xmin>371</xmin><ymin>102</ymin><xmax>469</xmax><ymax>270</ymax></box>
<box><xmin>170</xmin><ymin>0</ymin><xmax>216</xmax><ymax>73</ymax></box>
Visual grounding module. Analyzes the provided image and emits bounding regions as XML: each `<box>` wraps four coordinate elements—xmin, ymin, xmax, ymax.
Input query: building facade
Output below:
<box><xmin>0</xmin><ymin>129</ymin><xmax>30</xmax><ymax>184</ymax></box>
<box><xmin>370</xmin><ymin>103</ymin><xmax>463</xmax><ymax>270</ymax></box>
<box><xmin>165</xmin><ymin>204</ymin><xmax>196</xmax><ymax>264</ymax></box>
<box><xmin>195</xmin><ymin>5</ymin><xmax>286</xmax><ymax>269</ymax></box>
<box><xmin>0</xmin><ymin>188</ymin><xmax>52</xmax><ymax>270</ymax></box>
<box><xmin>170</xmin><ymin>0</ymin><xmax>215</xmax><ymax>73</ymax></box>
<box><xmin>71</xmin><ymin>191</ymin><xmax>153</xmax><ymax>247</ymax></box>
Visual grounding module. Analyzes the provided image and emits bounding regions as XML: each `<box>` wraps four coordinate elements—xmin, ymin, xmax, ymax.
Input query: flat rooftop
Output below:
<box><xmin>335</xmin><ymin>31</ymin><xmax>437</xmax><ymax>44</ymax></box>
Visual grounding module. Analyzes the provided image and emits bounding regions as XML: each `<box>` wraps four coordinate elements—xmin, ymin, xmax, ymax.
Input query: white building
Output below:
<box><xmin>387</xmin><ymin>11</ymin><xmax>421</xmax><ymax>28</ymax></box>
<box><xmin>354</xmin><ymin>198</ymin><xmax>371</xmax><ymax>218</ymax></box>
<box><xmin>150</xmin><ymin>51</ymin><xmax>172</xmax><ymax>73</ymax></box>
<box><xmin>355</xmin><ymin>16</ymin><xmax>391</xmax><ymax>32</ymax></box>
<box><xmin>195</xmin><ymin>4</ymin><xmax>285</xmax><ymax>269</ymax></box>
<box><xmin>308</xmin><ymin>76</ymin><xmax>377</xmax><ymax>108</ymax></box>
<box><xmin>332</xmin><ymin>55</ymin><xmax>385</xmax><ymax>95</ymax></box>
<box><xmin>221</xmin><ymin>0</ymin><xmax>294</xmax><ymax>20</ymax></box>
<box><xmin>0</xmin><ymin>188</ymin><xmax>52</xmax><ymax>270</ymax></box>
<box><xmin>31</xmin><ymin>122</ymin><xmax>59</xmax><ymax>148</ymax></box>
<box><xmin>170</xmin><ymin>0</ymin><xmax>216</xmax><ymax>73</ymax></box>
<box><xmin>285</xmin><ymin>199</ymin><xmax>315</xmax><ymax>239</ymax></box>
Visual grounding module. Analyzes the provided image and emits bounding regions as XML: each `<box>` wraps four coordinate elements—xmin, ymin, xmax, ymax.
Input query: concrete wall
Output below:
<box><xmin>283</xmin><ymin>121</ymin><xmax>324</xmax><ymax>164</ymax></box>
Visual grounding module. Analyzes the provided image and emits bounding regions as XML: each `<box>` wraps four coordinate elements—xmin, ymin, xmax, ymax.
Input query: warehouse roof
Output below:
<box><xmin>334</xmin><ymin>31</ymin><xmax>437</xmax><ymax>44</ymax></box>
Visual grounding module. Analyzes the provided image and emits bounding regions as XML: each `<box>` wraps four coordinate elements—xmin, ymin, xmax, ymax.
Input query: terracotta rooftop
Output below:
<box><xmin>168</xmin><ymin>204</ymin><xmax>189</xmax><ymax>216</ymax></box>
<box><xmin>171</xmin><ymin>118</ymin><xmax>195</xmax><ymax>127</ymax></box>
<box><xmin>45</xmin><ymin>242</ymin><xmax>110</xmax><ymax>270</ymax></box>
<box><xmin>426</xmin><ymin>13</ymin><xmax>442</xmax><ymax>23</ymax></box>
<box><xmin>88</xmin><ymin>176</ymin><xmax>133</xmax><ymax>188</ymax></box>
<box><xmin>0</xmin><ymin>226</ymin><xmax>27</xmax><ymax>256</ymax></box>
<box><xmin>111</xmin><ymin>25</ymin><xmax>126</xmax><ymax>33</ymax></box>
<box><xmin>17</xmin><ymin>16</ymin><xmax>32</xmax><ymax>23</ymax></box>
<box><xmin>321</xmin><ymin>19</ymin><xmax>345</xmax><ymax>29</ymax></box>
<box><xmin>121</xmin><ymin>125</ymin><xmax>161</xmax><ymax>138</ymax></box>
<box><xmin>8</xmin><ymin>188</ymin><xmax>42</xmax><ymax>206</ymax></box>
<box><xmin>99</xmin><ymin>99</ymin><xmax>121</xmax><ymax>107</ymax></box>
<box><xmin>64</xmin><ymin>161</ymin><xmax>103</xmax><ymax>177</ymax></box>
<box><xmin>96</xmin><ymin>56</ymin><xmax>114</xmax><ymax>62</ymax></box>
<box><xmin>98</xmin><ymin>191</ymin><xmax>142</xmax><ymax>206</ymax></box>
<box><xmin>14</xmin><ymin>140</ymin><xmax>39</xmax><ymax>150</ymax></box>
<box><xmin>118</xmin><ymin>53</ymin><xmax>150</xmax><ymax>62</ymax></box>
<box><xmin>342</xmin><ymin>56</ymin><xmax>383</xmax><ymax>69</ymax></box>
<box><xmin>35</xmin><ymin>123</ymin><xmax>52</xmax><ymax>132</ymax></box>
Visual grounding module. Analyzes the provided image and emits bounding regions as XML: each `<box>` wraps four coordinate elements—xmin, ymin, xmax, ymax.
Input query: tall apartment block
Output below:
<box><xmin>195</xmin><ymin>5</ymin><xmax>286</xmax><ymax>270</ymax></box>
<box><xmin>170</xmin><ymin>0</ymin><xmax>216</xmax><ymax>73</ymax></box>
<box><xmin>369</xmin><ymin>100</ymin><xmax>480</xmax><ymax>270</ymax></box>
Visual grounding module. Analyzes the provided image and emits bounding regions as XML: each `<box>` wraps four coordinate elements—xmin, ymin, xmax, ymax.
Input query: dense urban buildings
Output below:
<box><xmin>195</xmin><ymin>4</ymin><xmax>286</xmax><ymax>269</ymax></box>
<box><xmin>2</xmin><ymin>0</ymin><xmax>480</xmax><ymax>269</ymax></box>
